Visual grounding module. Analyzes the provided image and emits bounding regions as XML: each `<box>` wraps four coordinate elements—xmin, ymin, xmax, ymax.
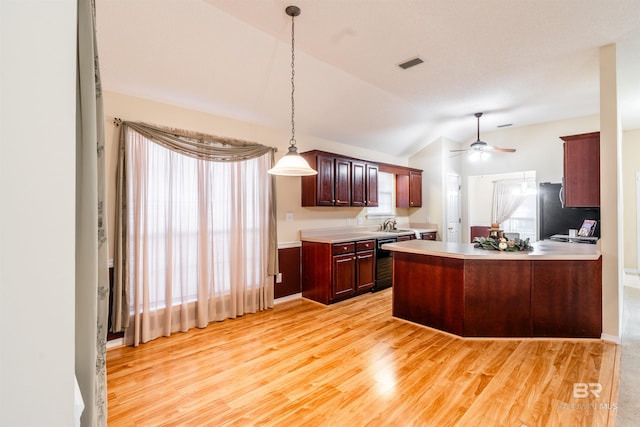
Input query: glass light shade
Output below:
<box><xmin>268</xmin><ymin>145</ymin><xmax>318</xmax><ymax>176</ymax></box>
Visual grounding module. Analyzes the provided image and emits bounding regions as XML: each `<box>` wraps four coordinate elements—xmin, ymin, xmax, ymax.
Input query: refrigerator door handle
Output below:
<box><xmin>559</xmin><ymin>179</ymin><xmax>565</xmax><ymax>208</ymax></box>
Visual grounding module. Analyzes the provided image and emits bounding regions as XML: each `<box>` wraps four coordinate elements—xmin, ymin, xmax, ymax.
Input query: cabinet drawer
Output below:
<box><xmin>421</xmin><ymin>232</ymin><xmax>437</xmax><ymax>240</ymax></box>
<box><xmin>332</xmin><ymin>242</ymin><xmax>355</xmax><ymax>255</ymax></box>
<box><xmin>356</xmin><ymin>240</ymin><xmax>375</xmax><ymax>252</ymax></box>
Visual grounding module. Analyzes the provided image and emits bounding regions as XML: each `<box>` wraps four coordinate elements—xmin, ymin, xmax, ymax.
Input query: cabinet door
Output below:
<box><xmin>366</xmin><ymin>163</ymin><xmax>379</xmax><ymax>207</ymax></box>
<box><xmin>316</xmin><ymin>154</ymin><xmax>335</xmax><ymax>206</ymax></box>
<box><xmin>396</xmin><ymin>174</ymin><xmax>410</xmax><ymax>208</ymax></box>
<box><xmin>351</xmin><ymin>161</ymin><xmax>367</xmax><ymax>207</ymax></box>
<box><xmin>561</xmin><ymin>132</ymin><xmax>600</xmax><ymax>207</ymax></box>
<box><xmin>409</xmin><ymin>171</ymin><xmax>422</xmax><ymax>207</ymax></box>
<box><xmin>396</xmin><ymin>171</ymin><xmax>421</xmax><ymax>208</ymax></box>
<box><xmin>334</xmin><ymin>158</ymin><xmax>351</xmax><ymax>206</ymax></box>
<box><xmin>355</xmin><ymin>250</ymin><xmax>375</xmax><ymax>293</ymax></box>
<box><xmin>332</xmin><ymin>253</ymin><xmax>355</xmax><ymax>300</ymax></box>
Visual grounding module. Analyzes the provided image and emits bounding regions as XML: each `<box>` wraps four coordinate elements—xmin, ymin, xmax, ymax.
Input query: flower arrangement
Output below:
<box><xmin>473</xmin><ymin>236</ymin><xmax>533</xmax><ymax>252</ymax></box>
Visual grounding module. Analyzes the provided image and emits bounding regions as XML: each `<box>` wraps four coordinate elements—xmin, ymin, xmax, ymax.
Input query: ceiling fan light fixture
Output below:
<box><xmin>449</xmin><ymin>112</ymin><xmax>516</xmax><ymax>158</ymax></box>
<box><xmin>268</xmin><ymin>5</ymin><xmax>317</xmax><ymax>177</ymax></box>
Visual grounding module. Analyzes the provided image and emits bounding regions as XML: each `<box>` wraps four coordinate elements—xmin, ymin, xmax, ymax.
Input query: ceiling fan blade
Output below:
<box><xmin>449</xmin><ymin>112</ymin><xmax>516</xmax><ymax>155</ymax></box>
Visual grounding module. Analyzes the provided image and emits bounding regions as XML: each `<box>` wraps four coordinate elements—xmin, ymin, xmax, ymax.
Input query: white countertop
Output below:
<box><xmin>381</xmin><ymin>239</ymin><xmax>601</xmax><ymax>260</ymax></box>
<box><xmin>299</xmin><ymin>225</ymin><xmax>437</xmax><ymax>244</ymax></box>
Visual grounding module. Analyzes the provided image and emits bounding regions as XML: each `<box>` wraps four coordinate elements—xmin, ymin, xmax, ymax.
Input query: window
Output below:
<box><xmin>501</xmin><ymin>179</ymin><xmax>537</xmax><ymax>241</ymax></box>
<box><xmin>367</xmin><ymin>171</ymin><xmax>394</xmax><ymax>216</ymax></box>
<box><xmin>121</xmin><ymin>125</ymin><xmax>274</xmax><ymax>345</ymax></box>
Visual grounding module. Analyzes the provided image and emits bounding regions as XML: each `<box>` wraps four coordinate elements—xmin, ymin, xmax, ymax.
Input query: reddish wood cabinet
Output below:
<box><xmin>396</xmin><ymin>170</ymin><xmax>422</xmax><ymax>208</ymax></box>
<box><xmin>355</xmin><ymin>240</ymin><xmax>375</xmax><ymax>292</ymax></box>
<box><xmin>301</xmin><ymin>151</ymin><xmax>378</xmax><ymax>207</ymax></box>
<box><xmin>302</xmin><ymin>239</ymin><xmax>375</xmax><ymax>304</ymax></box>
<box><xmin>334</xmin><ymin>157</ymin><xmax>352</xmax><ymax>206</ymax></box>
<box><xmin>560</xmin><ymin>132</ymin><xmax>600</xmax><ymax>207</ymax></box>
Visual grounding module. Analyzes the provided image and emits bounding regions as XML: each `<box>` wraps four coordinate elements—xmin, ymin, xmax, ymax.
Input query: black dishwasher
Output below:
<box><xmin>373</xmin><ymin>237</ymin><xmax>397</xmax><ymax>291</ymax></box>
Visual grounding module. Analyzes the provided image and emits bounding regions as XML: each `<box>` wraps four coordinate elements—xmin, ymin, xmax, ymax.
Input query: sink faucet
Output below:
<box><xmin>382</xmin><ymin>218</ymin><xmax>397</xmax><ymax>231</ymax></box>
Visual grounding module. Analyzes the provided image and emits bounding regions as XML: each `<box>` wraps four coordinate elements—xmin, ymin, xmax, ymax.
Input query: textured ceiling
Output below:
<box><xmin>96</xmin><ymin>0</ymin><xmax>640</xmax><ymax>157</ymax></box>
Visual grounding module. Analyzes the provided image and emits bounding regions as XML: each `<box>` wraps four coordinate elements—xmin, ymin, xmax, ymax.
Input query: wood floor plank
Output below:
<box><xmin>107</xmin><ymin>288</ymin><xmax>619</xmax><ymax>426</ymax></box>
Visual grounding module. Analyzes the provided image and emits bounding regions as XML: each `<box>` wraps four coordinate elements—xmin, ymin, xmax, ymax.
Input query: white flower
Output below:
<box><xmin>498</xmin><ymin>242</ymin><xmax>508</xmax><ymax>250</ymax></box>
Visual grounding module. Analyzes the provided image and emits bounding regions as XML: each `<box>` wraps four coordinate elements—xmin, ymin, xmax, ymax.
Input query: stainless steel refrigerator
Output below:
<box><xmin>538</xmin><ymin>182</ymin><xmax>600</xmax><ymax>240</ymax></box>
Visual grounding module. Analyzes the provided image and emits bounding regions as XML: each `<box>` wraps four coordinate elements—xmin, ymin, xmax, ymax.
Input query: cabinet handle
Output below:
<box><xmin>343</xmin><ymin>246</ymin><xmax>348</xmax><ymax>251</ymax></box>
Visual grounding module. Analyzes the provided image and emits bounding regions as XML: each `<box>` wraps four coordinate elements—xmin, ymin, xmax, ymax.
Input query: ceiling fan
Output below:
<box><xmin>450</xmin><ymin>112</ymin><xmax>516</xmax><ymax>157</ymax></box>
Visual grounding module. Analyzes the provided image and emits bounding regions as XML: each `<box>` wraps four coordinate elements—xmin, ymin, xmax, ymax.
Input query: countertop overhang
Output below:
<box><xmin>382</xmin><ymin>239</ymin><xmax>601</xmax><ymax>261</ymax></box>
<box><xmin>300</xmin><ymin>228</ymin><xmax>436</xmax><ymax>244</ymax></box>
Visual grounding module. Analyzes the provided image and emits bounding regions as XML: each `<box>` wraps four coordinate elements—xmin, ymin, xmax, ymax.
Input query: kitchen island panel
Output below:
<box><xmin>388</xmin><ymin>241</ymin><xmax>602</xmax><ymax>338</ymax></box>
<box><xmin>531</xmin><ymin>259</ymin><xmax>602</xmax><ymax>338</ymax></box>
<box><xmin>464</xmin><ymin>260</ymin><xmax>532</xmax><ymax>337</ymax></box>
<box><xmin>392</xmin><ymin>252</ymin><xmax>464</xmax><ymax>336</ymax></box>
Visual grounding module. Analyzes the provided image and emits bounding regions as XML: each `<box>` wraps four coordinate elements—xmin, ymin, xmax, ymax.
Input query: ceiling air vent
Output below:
<box><xmin>398</xmin><ymin>57</ymin><xmax>424</xmax><ymax>70</ymax></box>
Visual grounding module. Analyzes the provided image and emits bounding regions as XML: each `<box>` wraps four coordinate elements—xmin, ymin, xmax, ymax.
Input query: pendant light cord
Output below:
<box><xmin>290</xmin><ymin>12</ymin><xmax>296</xmax><ymax>147</ymax></box>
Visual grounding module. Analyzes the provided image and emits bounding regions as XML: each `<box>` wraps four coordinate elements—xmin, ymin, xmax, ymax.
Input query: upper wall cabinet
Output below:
<box><xmin>352</xmin><ymin>161</ymin><xmax>379</xmax><ymax>207</ymax></box>
<box><xmin>560</xmin><ymin>132</ymin><xmax>600</xmax><ymax>207</ymax></box>
<box><xmin>301</xmin><ymin>150</ymin><xmax>379</xmax><ymax>207</ymax></box>
<box><xmin>396</xmin><ymin>170</ymin><xmax>422</xmax><ymax>208</ymax></box>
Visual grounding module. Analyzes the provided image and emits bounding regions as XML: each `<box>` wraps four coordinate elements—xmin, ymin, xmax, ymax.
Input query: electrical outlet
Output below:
<box><xmin>285</xmin><ymin>212</ymin><xmax>293</xmax><ymax>222</ymax></box>
<box><xmin>357</xmin><ymin>217</ymin><xmax>364</xmax><ymax>225</ymax></box>
<box><xmin>275</xmin><ymin>273</ymin><xmax>283</xmax><ymax>283</ymax></box>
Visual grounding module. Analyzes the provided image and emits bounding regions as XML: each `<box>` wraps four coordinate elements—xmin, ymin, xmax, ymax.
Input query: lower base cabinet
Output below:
<box><xmin>303</xmin><ymin>240</ymin><xmax>375</xmax><ymax>304</ymax></box>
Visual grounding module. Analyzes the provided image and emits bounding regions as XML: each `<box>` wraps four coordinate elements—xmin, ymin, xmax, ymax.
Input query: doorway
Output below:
<box><xmin>446</xmin><ymin>173</ymin><xmax>461</xmax><ymax>242</ymax></box>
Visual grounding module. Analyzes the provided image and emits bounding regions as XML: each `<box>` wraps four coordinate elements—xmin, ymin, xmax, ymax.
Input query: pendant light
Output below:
<box><xmin>268</xmin><ymin>5</ymin><xmax>317</xmax><ymax>176</ymax></box>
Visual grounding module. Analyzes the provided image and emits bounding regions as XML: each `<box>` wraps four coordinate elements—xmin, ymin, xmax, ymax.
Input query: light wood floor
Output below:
<box><xmin>107</xmin><ymin>289</ymin><xmax>620</xmax><ymax>426</ymax></box>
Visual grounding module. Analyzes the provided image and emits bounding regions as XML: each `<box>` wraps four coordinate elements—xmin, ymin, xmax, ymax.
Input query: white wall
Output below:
<box><xmin>623</xmin><ymin>129</ymin><xmax>640</xmax><ymax>271</ymax></box>
<box><xmin>407</xmin><ymin>137</ymin><xmax>462</xmax><ymax>239</ymax></box>
<box><xmin>0</xmin><ymin>1</ymin><xmax>77</xmax><ymax>426</ymax></box>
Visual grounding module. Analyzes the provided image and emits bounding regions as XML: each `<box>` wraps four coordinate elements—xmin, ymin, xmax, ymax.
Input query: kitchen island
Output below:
<box><xmin>382</xmin><ymin>240</ymin><xmax>602</xmax><ymax>338</ymax></box>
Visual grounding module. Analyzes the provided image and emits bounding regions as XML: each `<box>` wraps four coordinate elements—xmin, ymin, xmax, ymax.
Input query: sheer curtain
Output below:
<box><xmin>492</xmin><ymin>179</ymin><xmax>526</xmax><ymax>226</ymax></box>
<box><xmin>114</xmin><ymin>123</ymin><xmax>278</xmax><ymax>346</ymax></box>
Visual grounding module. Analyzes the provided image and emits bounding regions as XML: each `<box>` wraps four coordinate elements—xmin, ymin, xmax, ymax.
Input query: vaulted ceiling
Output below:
<box><xmin>96</xmin><ymin>0</ymin><xmax>640</xmax><ymax>157</ymax></box>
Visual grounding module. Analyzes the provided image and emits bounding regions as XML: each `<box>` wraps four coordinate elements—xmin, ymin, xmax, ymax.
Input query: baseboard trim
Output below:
<box><xmin>107</xmin><ymin>337</ymin><xmax>124</xmax><ymax>349</ymax></box>
<box><xmin>275</xmin><ymin>293</ymin><xmax>301</xmax><ymax>304</ymax></box>
<box><xmin>624</xmin><ymin>269</ymin><xmax>640</xmax><ymax>289</ymax></box>
<box><xmin>601</xmin><ymin>333</ymin><xmax>621</xmax><ymax>344</ymax></box>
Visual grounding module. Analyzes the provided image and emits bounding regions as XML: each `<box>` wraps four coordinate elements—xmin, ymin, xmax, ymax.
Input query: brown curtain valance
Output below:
<box><xmin>117</xmin><ymin>120</ymin><xmax>276</xmax><ymax>161</ymax></box>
